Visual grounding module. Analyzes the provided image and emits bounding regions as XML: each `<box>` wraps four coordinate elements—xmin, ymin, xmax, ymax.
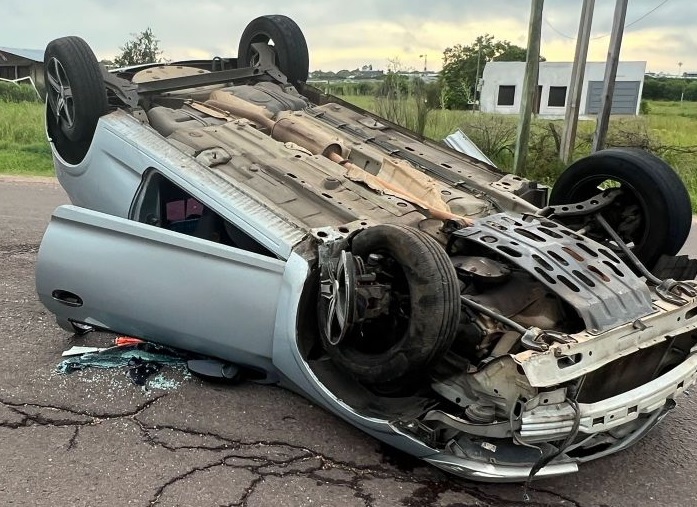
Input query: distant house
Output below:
<box><xmin>0</xmin><ymin>47</ymin><xmax>45</xmax><ymax>89</ymax></box>
<box><xmin>479</xmin><ymin>61</ymin><xmax>647</xmax><ymax>116</ymax></box>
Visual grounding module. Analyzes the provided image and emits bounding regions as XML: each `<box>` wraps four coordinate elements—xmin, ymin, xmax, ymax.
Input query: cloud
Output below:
<box><xmin>1</xmin><ymin>0</ymin><xmax>694</xmax><ymax>72</ymax></box>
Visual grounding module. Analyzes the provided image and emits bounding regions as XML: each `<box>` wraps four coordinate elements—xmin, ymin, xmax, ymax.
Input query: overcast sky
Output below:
<box><xmin>3</xmin><ymin>0</ymin><xmax>695</xmax><ymax>74</ymax></box>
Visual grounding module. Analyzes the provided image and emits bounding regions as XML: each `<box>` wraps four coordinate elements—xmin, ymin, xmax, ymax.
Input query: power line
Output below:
<box><xmin>543</xmin><ymin>0</ymin><xmax>670</xmax><ymax>42</ymax></box>
<box><xmin>544</xmin><ymin>18</ymin><xmax>576</xmax><ymax>40</ymax></box>
<box><xmin>625</xmin><ymin>0</ymin><xmax>670</xmax><ymax>29</ymax></box>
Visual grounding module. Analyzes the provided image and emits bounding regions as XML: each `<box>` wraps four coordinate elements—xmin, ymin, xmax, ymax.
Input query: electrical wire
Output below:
<box><xmin>625</xmin><ymin>0</ymin><xmax>671</xmax><ymax>30</ymax></box>
<box><xmin>543</xmin><ymin>0</ymin><xmax>671</xmax><ymax>42</ymax></box>
<box><xmin>522</xmin><ymin>398</ymin><xmax>581</xmax><ymax>501</ymax></box>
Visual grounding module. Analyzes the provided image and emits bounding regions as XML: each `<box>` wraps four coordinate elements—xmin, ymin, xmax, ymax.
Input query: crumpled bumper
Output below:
<box><xmin>421</xmin><ymin>350</ymin><xmax>697</xmax><ymax>482</ymax></box>
<box><xmin>424</xmin><ymin>448</ymin><xmax>579</xmax><ymax>481</ymax></box>
<box><xmin>520</xmin><ymin>350</ymin><xmax>697</xmax><ymax>441</ymax></box>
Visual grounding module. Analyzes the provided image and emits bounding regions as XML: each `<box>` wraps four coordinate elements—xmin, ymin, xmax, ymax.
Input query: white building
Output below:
<box><xmin>479</xmin><ymin>61</ymin><xmax>647</xmax><ymax>116</ymax></box>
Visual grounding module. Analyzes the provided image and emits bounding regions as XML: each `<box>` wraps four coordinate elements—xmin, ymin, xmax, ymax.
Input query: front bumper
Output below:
<box><xmin>421</xmin><ymin>349</ymin><xmax>697</xmax><ymax>482</ymax></box>
<box><xmin>424</xmin><ymin>447</ymin><xmax>579</xmax><ymax>481</ymax></box>
<box><xmin>520</xmin><ymin>349</ymin><xmax>697</xmax><ymax>441</ymax></box>
<box><xmin>424</xmin><ymin>400</ymin><xmax>673</xmax><ymax>482</ymax></box>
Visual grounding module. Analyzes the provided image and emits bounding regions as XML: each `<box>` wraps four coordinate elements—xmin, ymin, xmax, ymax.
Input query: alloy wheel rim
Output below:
<box><xmin>46</xmin><ymin>57</ymin><xmax>75</xmax><ymax>129</ymax></box>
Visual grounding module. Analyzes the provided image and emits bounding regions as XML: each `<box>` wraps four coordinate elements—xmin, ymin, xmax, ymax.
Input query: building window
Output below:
<box><xmin>0</xmin><ymin>67</ymin><xmax>17</xmax><ymax>79</ymax></box>
<box><xmin>497</xmin><ymin>85</ymin><xmax>516</xmax><ymax>106</ymax></box>
<box><xmin>548</xmin><ymin>86</ymin><xmax>567</xmax><ymax>107</ymax></box>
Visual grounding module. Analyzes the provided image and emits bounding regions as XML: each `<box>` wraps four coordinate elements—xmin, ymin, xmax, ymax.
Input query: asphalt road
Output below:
<box><xmin>1</xmin><ymin>176</ymin><xmax>697</xmax><ymax>507</ymax></box>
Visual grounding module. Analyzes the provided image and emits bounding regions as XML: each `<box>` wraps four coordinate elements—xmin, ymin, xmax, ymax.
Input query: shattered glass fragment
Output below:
<box><xmin>56</xmin><ymin>344</ymin><xmax>189</xmax><ymax>389</ymax></box>
<box><xmin>127</xmin><ymin>358</ymin><xmax>162</xmax><ymax>386</ymax></box>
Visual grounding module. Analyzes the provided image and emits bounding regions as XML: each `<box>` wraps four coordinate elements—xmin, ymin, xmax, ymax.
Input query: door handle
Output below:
<box><xmin>51</xmin><ymin>289</ymin><xmax>83</xmax><ymax>307</ymax></box>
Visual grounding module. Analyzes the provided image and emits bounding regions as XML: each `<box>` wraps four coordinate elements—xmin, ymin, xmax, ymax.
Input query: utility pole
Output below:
<box><xmin>513</xmin><ymin>0</ymin><xmax>544</xmax><ymax>175</ymax></box>
<box><xmin>474</xmin><ymin>39</ymin><xmax>482</xmax><ymax>109</ymax></box>
<box><xmin>591</xmin><ymin>0</ymin><xmax>628</xmax><ymax>152</ymax></box>
<box><xmin>419</xmin><ymin>54</ymin><xmax>428</xmax><ymax>73</ymax></box>
<box><xmin>560</xmin><ymin>0</ymin><xmax>595</xmax><ymax>164</ymax></box>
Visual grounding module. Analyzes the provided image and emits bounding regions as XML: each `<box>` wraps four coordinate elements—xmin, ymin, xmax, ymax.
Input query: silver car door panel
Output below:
<box><xmin>52</xmin><ymin>121</ymin><xmax>145</xmax><ymax>219</ymax></box>
<box><xmin>37</xmin><ymin>205</ymin><xmax>285</xmax><ymax>370</ymax></box>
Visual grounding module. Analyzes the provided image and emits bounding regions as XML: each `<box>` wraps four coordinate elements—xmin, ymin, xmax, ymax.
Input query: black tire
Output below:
<box><xmin>237</xmin><ymin>15</ymin><xmax>309</xmax><ymax>86</ymax></box>
<box><xmin>321</xmin><ymin>225</ymin><xmax>461</xmax><ymax>385</ymax></box>
<box><xmin>549</xmin><ymin>148</ymin><xmax>692</xmax><ymax>267</ymax></box>
<box><xmin>44</xmin><ymin>36</ymin><xmax>107</xmax><ymax>143</ymax></box>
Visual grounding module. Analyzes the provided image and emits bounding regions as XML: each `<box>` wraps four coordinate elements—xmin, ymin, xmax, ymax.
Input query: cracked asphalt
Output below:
<box><xmin>1</xmin><ymin>176</ymin><xmax>697</xmax><ymax>507</ymax></box>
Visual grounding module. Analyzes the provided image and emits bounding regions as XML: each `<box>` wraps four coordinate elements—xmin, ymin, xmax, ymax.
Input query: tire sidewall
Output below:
<box><xmin>238</xmin><ymin>15</ymin><xmax>309</xmax><ymax>86</ymax></box>
<box><xmin>550</xmin><ymin>148</ymin><xmax>692</xmax><ymax>264</ymax></box>
<box><xmin>44</xmin><ymin>37</ymin><xmax>106</xmax><ymax>143</ymax></box>
<box><xmin>322</xmin><ymin>225</ymin><xmax>460</xmax><ymax>384</ymax></box>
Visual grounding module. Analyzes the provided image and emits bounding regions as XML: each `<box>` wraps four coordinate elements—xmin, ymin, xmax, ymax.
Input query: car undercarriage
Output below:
<box><xmin>38</xmin><ymin>15</ymin><xmax>697</xmax><ymax>483</ymax></box>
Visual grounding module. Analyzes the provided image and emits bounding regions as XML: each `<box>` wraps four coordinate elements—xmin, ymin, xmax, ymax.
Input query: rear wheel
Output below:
<box><xmin>44</xmin><ymin>36</ymin><xmax>107</xmax><ymax>144</ymax></box>
<box><xmin>550</xmin><ymin>148</ymin><xmax>692</xmax><ymax>268</ymax></box>
<box><xmin>237</xmin><ymin>15</ymin><xmax>309</xmax><ymax>86</ymax></box>
<box><xmin>319</xmin><ymin>225</ymin><xmax>461</xmax><ymax>386</ymax></box>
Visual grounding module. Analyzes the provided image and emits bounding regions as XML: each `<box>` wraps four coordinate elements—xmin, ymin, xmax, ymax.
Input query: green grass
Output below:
<box><xmin>2</xmin><ymin>97</ymin><xmax>696</xmax><ymax>211</ymax></box>
<box><xmin>339</xmin><ymin>95</ymin><xmax>697</xmax><ymax>211</ymax></box>
<box><xmin>647</xmin><ymin>100</ymin><xmax>697</xmax><ymax>118</ymax></box>
<box><xmin>0</xmin><ymin>101</ymin><xmax>53</xmax><ymax>175</ymax></box>
<box><xmin>339</xmin><ymin>95</ymin><xmax>475</xmax><ymax>140</ymax></box>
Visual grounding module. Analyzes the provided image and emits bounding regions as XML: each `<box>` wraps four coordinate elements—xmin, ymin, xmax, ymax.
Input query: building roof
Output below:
<box><xmin>0</xmin><ymin>47</ymin><xmax>44</xmax><ymax>63</ymax></box>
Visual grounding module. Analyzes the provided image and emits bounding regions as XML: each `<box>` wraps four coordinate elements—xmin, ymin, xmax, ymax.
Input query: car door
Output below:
<box><xmin>36</xmin><ymin>205</ymin><xmax>287</xmax><ymax>371</ymax></box>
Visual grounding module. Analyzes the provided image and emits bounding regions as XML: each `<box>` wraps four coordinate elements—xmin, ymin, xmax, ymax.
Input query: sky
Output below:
<box><xmin>2</xmin><ymin>0</ymin><xmax>695</xmax><ymax>74</ymax></box>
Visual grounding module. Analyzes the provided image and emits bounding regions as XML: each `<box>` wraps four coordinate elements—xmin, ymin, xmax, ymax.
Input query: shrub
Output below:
<box><xmin>457</xmin><ymin>113</ymin><xmax>517</xmax><ymax>161</ymax></box>
<box><xmin>324</xmin><ymin>81</ymin><xmax>379</xmax><ymax>97</ymax></box>
<box><xmin>0</xmin><ymin>82</ymin><xmax>41</xmax><ymax>103</ymax></box>
<box><xmin>374</xmin><ymin>76</ymin><xmax>437</xmax><ymax>136</ymax></box>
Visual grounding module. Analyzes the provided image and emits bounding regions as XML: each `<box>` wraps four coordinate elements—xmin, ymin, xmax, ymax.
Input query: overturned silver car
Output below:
<box><xmin>38</xmin><ymin>15</ymin><xmax>697</xmax><ymax>482</ymax></box>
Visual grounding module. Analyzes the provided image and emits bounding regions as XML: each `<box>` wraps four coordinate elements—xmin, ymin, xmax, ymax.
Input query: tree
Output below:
<box><xmin>113</xmin><ymin>28</ymin><xmax>165</xmax><ymax>67</ymax></box>
<box><xmin>439</xmin><ymin>34</ymin><xmax>539</xmax><ymax>110</ymax></box>
<box><xmin>642</xmin><ymin>77</ymin><xmax>697</xmax><ymax>102</ymax></box>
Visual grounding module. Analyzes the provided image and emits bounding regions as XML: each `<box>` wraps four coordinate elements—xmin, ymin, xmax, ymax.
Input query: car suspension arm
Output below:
<box><xmin>595</xmin><ymin>213</ymin><xmax>696</xmax><ymax>305</ymax></box>
<box><xmin>101</xmin><ymin>44</ymin><xmax>287</xmax><ymax>109</ymax></box>
<box><xmin>460</xmin><ymin>296</ymin><xmax>574</xmax><ymax>352</ymax></box>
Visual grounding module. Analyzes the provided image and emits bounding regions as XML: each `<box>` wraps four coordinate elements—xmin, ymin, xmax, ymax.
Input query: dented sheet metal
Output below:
<box><xmin>520</xmin><ymin>352</ymin><xmax>697</xmax><ymax>440</ymax></box>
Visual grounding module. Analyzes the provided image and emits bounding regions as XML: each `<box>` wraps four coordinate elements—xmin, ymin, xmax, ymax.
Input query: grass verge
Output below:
<box><xmin>1</xmin><ymin>97</ymin><xmax>696</xmax><ymax>211</ymax></box>
<box><xmin>0</xmin><ymin>101</ymin><xmax>54</xmax><ymax>176</ymax></box>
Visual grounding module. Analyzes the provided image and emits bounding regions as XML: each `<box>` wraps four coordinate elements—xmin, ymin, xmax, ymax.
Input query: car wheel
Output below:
<box><xmin>237</xmin><ymin>15</ymin><xmax>309</xmax><ymax>86</ymax></box>
<box><xmin>320</xmin><ymin>225</ymin><xmax>461</xmax><ymax>386</ymax></box>
<box><xmin>44</xmin><ymin>36</ymin><xmax>107</xmax><ymax>143</ymax></box>
<box><xmin>549</xmin><ymin>148</ymin><xmax>692</xmax><ymax>268</ymax></box>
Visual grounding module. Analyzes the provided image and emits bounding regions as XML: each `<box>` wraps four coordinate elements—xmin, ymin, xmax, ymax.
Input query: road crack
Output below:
<box><xmin>66</xmin><ymin>426</ymin><xmax>79</xmax><ymax>451</ymax></box>
<box><xmin>0</xmin><ymin>400</ymin><xmax>584</xmax><ymax>506</ymax></box>
<box><xmin>0</xmin><ymin>393</ymin><xmax>167</xmax><ymax>423</ymax></box>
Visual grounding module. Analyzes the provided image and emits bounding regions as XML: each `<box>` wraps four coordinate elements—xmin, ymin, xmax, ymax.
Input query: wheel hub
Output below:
<box><xmin>46</xmin><ymin>57</ymin><xmax>75</xmax><ymax>129</ymax></box>
<box><xmin>319</xmin><ymin>250</ymin><xmax>394</xmax><ymax>347</ymax></box>
<box><xmin>320</xmin><ymin>250</ymin><xmax>358</xmax><ymax>346</ymax></box>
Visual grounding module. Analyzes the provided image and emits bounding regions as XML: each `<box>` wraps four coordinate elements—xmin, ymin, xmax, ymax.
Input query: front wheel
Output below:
<box><xmin>549</xmin><ymin>148</ymin><xmax>692</xmax><ymax>268</ymax></box>
<box><xmin>319</xmin><ymin>225</ymin><xmax>461</xmax><ymax>386</ymax></box>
